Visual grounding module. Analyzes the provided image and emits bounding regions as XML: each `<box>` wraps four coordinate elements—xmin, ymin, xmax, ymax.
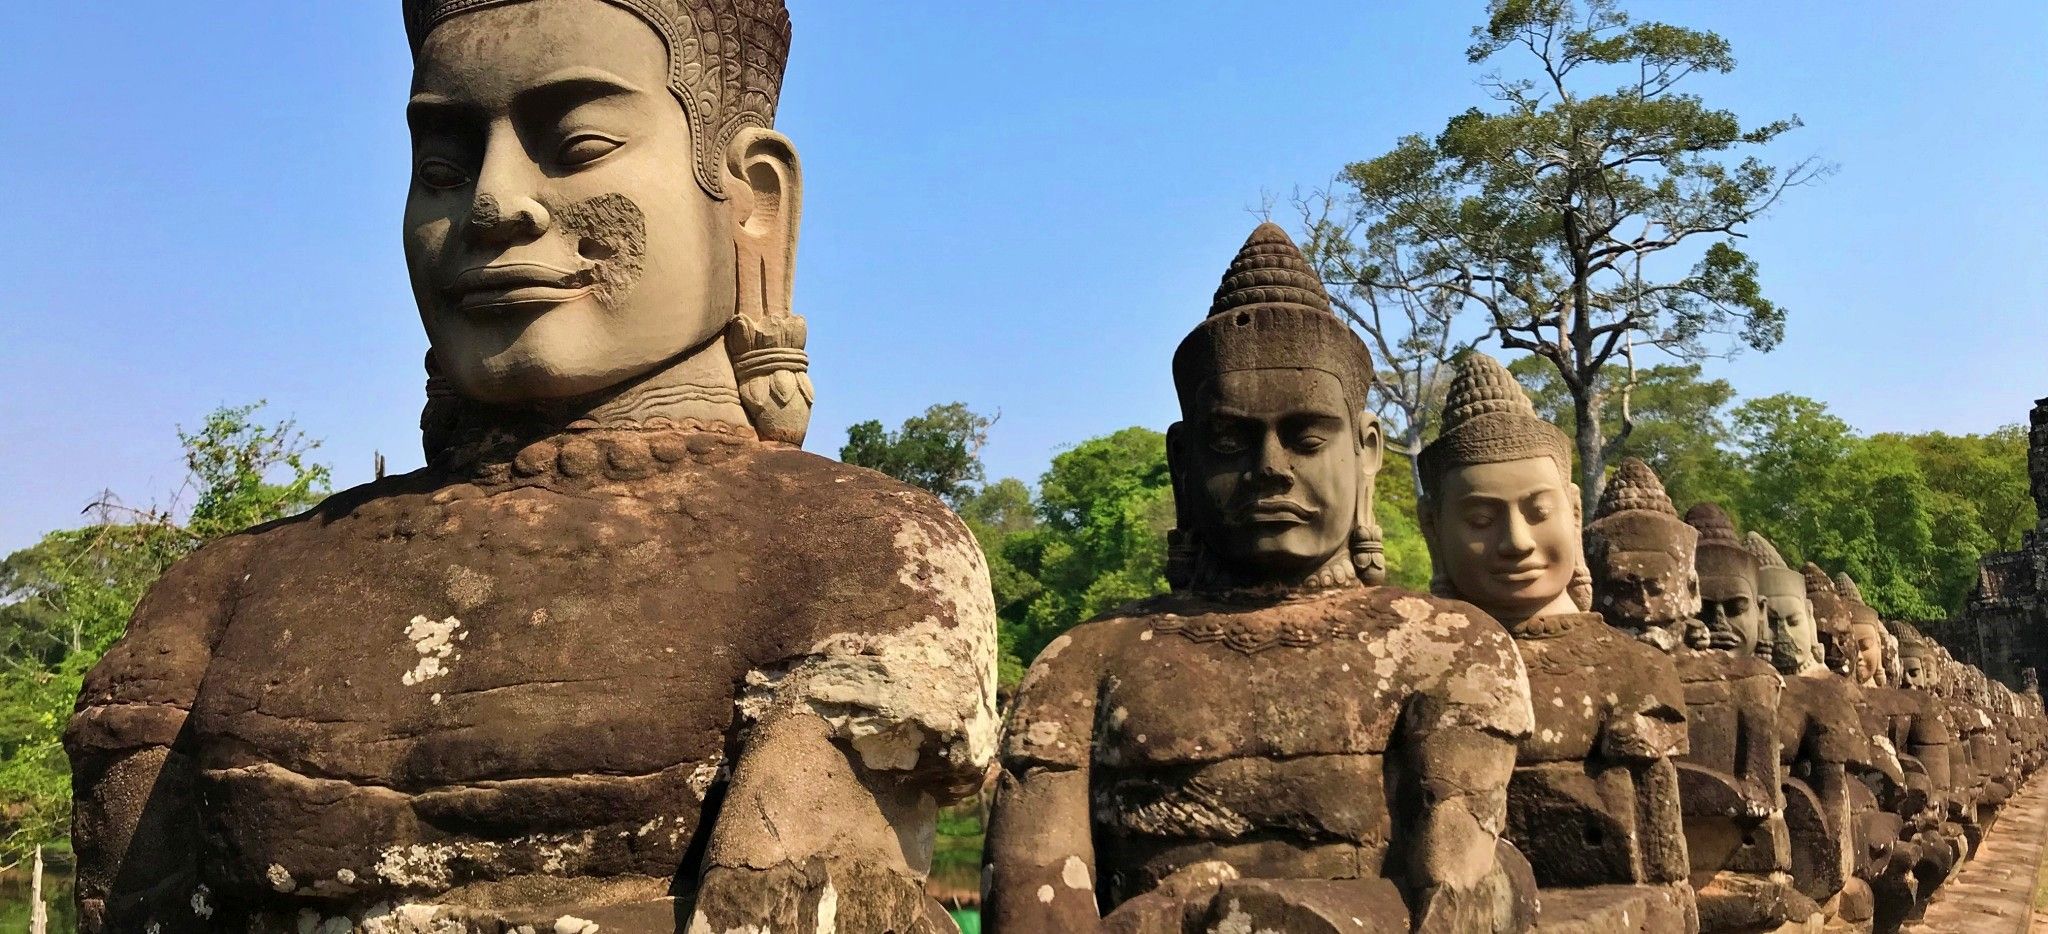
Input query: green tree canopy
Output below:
<box><xmin>840</xmin><ymin>403</ymin><xmax>994</xmax><ymax>506</ymax></box>
<box><xmin>1312</xmin><ymin>0</ymin><xmax>1826</xmax><ymax>516</ymax></box>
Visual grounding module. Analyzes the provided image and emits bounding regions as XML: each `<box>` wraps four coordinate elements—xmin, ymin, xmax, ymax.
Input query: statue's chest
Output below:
<box><xmin>1097</xmin><ymin>634</ymin><xmax>1402</xmax><ymax>766</ymax></box>
<box><xmin>189</xmin><ymin>492</ymin><xmax>784</xmax><ymax>787</ymax></box>
<box><xmin>1518</xmin><ymin>658</ymin><xmax>1607</xmax><ymax>761</ymax></box>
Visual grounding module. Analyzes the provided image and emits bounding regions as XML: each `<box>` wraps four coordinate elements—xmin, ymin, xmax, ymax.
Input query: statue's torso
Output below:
<box><xmin>83</xmin><ymin>433</ymin><xmax>995</xmax><ymax>920</ymax></box>
<box><xmin>1007</xmin><ymin>586</ymin><xmax>1528</xmax><ymax>908</ymax></box>
<box><xmin>1674</xmin><ymin>649</ymin><xmax>1783</xmax><ymax>775</ymax></box>
<box><xmin>1499</xmin><ymin>615</ymin><xmax>1690</xmax><ymax>890</ymax></box>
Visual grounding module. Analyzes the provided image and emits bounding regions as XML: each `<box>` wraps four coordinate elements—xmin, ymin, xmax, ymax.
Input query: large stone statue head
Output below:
<box><xmin>1686</xmin><ymin>503</ymin><xmax>1766</xmax><ymax>657</ymax></box>
<box><xmin>1747</xmin><ymin>532</ymin><xmax>1818</xmax><ymax>675</ymax></box>
<box><xmin>1836</xmin><ymin>573</ymin><xmax>1887</xmax><ymax>687</ymax></box>
<box><xmin>1585</xmin><ymin>458</ymin><xmax>1701</xmax><ymax>638</ymax></box>
<box><xmin>1166</xmin><ymin>223</ymin><xmax>1382</xmax><ymax>592</ymax></box>
<box><xmin>402</xmin><ymin>0</ymin><xmax>813</xmax><ymax>448</ymax></box>
<box><xmin>1416</xmin><ymin>352</ymin><xmax>1584</xmax><ymax>625</ymax></box>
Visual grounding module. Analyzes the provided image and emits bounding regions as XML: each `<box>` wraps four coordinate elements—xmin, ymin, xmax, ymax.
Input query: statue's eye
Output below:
<box><xmin>417</xmin><ymin>158</ymin><xmax>470</xmax><ymax>190</ymax></box>
<box><xmin>560</xmin><ymin>134</ymin><xmax>624</xmax><ymax>166</ymax></box>
<box><xmin>1208</xmin><ymin>434</ymin><xmax>1247</xmax><ymax>455</ymax></box>
<box><xmin>1292</xmin><ymin>434</ymin><xmax>1327</xmax><ymax>453</ymax></box>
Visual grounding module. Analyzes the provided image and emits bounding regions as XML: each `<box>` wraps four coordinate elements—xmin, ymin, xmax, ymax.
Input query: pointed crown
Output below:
<box><xmin>1585</xmin><ymin>457</ymin><xmax>1696</xmax><ymax>559</ymax></box>
<box><xmin>1746</xmin><ymin>532</ymin><xmax>1789</xmax><ymax>570</ymax></box>
<box><xmin>1597</xmin><ymin>458</ymin><xmax>1676</xmax><ymax>518</ymax></box>
<box><xmin>1173</xmin><ymin>223</ymin><xmax>1373</xmax><ymax>416</ymax></box>
<box><xmin>1803</xmin><ymin>562</ymin><xmax>1835</xmax><ymax>596</ymax></box>
<box><xmin>1417</xmin><ymin>352</ymin><xmax>1574</xmax><ymax>505</ymax></box>
<box><xmin>402</xmin><ymin>0</ymin><xmax>792</xmax><ymax>200</ymax></box>
<box><xmin>1685</xmin><ymin>503</ymin><xmax>1743</xmax><ymax>549</ymax></box>
<box><xmin>1836</xmin><ymin>572</ymin><xmax>1884</xmax><ymax>628</ymax></box>
<box><xmin>1746</xmin><ymin>531</ymin><xmax>1804</xmax><ymax>597</ymax></box>
<box><xmin>1835</xmin><ymin>573</ymin><xmax>1867</xmax><ymax>606</ymax></box>
<box><xmin>1687</xmin><ymin>502</ymin><xmax>1756</xmax><ymax>581</ymax></box>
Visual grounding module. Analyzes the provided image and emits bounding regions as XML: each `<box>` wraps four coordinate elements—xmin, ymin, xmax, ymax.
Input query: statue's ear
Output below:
<box><xmin>725</xmin><ymin>127</ymin><xmax>802</xmax><ymax>325</ymax></box>
<box><xmin>1354</xmin><ymin>411</ymin><xmax>1385</xmax><ymax>478</ymax></box>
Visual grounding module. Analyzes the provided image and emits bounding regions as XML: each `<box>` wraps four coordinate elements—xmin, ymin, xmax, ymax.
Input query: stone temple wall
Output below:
<box><xmin>1935</xmin><ymin>397</ymin><xmax>2048</xmax><ymax>690</ymax></box>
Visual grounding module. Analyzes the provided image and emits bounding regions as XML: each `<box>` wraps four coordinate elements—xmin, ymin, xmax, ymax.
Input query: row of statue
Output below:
<box><xmin>61</xmin><ymin>1</ymin><xmax>2042</xmax><ymax>932</ymax></box>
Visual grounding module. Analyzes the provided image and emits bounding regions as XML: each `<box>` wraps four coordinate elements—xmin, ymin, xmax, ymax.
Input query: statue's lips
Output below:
<box><xmin>1237</xmin><ymin>499</ymin><xmax>1315</xmax><ymax>525</ymax></box>
<box><xmin>447</xmin><ymin>263</ymin><xmax>594</xmax><ymax>311</ymax></box>
<box><xmin>1491</xmin><ymin>565</ymin><xmax>1549</xmax><ymax>584</ymax></box>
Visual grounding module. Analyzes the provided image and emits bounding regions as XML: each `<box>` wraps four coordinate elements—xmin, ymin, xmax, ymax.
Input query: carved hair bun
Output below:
<box><xmin>1596</xmin><ymin>458</ymin><xmax>1677</xmax><ymax>519</ymax></box>
<box><xmin>1685</xmin><ymin>503</ymin><xmax>1743</xmax><ymax>550</ymax></box>
<box><xmin>1209</xmin><ymin>222</ymin><xmax>1333</xmax><ymax>318</ymax></box>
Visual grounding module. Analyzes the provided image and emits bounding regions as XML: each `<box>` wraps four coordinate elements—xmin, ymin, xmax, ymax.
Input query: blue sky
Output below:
<box><xmin>2</xmin><ymin>1</ymin><xmax>2044</xmax><ymax>553</ymax></box>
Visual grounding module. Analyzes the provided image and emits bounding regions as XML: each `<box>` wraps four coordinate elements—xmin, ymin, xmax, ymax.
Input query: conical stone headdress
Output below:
<box><xmin>1835</xmin><ymin>572</ymin><xmax>1884</xmax><ymax>631</ymax></box>
<box><xmin>1687</xmin><ymin>503</ymin><xmax>1756</xmax><ymax>581</ymax></box>
<box><xmin>402</xmin><ymin>0</ymin><xmax>793</xmax><ymax>200</ymax></box>
<box><xmin>1803</xmin><ymin>562</ymin><xmax>1849</xmax><ymax>634</ymax></box>
<box><xmin>1587</xmin><ymin>458</ymin><xmax>1694</xmax><ymax>552</ymax></box>
<box><xmin>1746</xmin><ymin>531</ymin><xmax>1805</xmax><ymax>603</ymax></box>
<box><xmin>1172</xmin><ymin>223</ymin><xmax>1372</xmax><ymax>415</ymax></box>
<box><xmin>1417</xmin><ymin>352</ymin><xmax>1573</xmax><ymax>505</ymax></box>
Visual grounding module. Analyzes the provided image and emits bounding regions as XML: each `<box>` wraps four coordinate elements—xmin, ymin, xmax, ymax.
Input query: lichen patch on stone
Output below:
<box><xmin>401</xmin><ymin>615</ymin><xmax>463</xmax><ymax>686</ymax></box>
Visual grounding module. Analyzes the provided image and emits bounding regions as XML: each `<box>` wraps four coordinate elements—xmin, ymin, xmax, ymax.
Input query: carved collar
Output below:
<box><xmin>1507</xmin><ymin>611</ymin><xmax>1601</xmax><ymax>640</ymax></box>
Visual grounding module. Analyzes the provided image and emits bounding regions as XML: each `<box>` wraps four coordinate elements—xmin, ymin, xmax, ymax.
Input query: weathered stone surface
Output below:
<box><xmin>985</xmin><ymin>224</ymin><xmax>1535</xmax><ymax>932</ymax></box>
<box><xmin>67</xmin><ymin>2</ymin><xmax>998</xmax><ymax>931</ymax></box>
<box><xmin>1415</xmin><ymin>353</ymin><xmax>1694</xmax><ymax>931</ymax></box>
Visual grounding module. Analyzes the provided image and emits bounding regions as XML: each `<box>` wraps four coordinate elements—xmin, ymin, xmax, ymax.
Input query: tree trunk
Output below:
<box><xmin>1404</xmin><ymin>424</ymin><xmax>1427</xmax><ymax>504</ymax></box>
<box><xmin>30</xmin><ymin>845</ymin><xmax>47</xmax><ymax>934</ymax></box>
<box><xmin>1573</xmin><ymin>390</ymin><xmax>1606</xmax><ymax>518</ymax></box>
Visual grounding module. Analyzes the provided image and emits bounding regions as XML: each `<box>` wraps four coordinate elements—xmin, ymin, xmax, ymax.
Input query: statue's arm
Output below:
<box><xmin>64</xmin><ymin>540</ymin><xmax>245</xmax><ymax>934</ymax></box>
<box><xmin>1402</xmin><ymin>623</ymin><xmax>1533</xmax><ymax>933</ymax></box>
<box><xmin>1733</xmin><ymin>673</ymin><xmax>1785</xmax><ymax>806</ymax></box>
<box><xmin>984</xmin><ymin>628</ymin><xmax>1108</xmax><ymax>932</ymax></box>
<box><xmin>691</xmin><ymin>707</ymin><xmax>959</xmax><ymax>932</ymax></box>
<box><xmin>692</xmin><ymin>508</ymin><xmax>999</xmax><ymax>932</ymax></box>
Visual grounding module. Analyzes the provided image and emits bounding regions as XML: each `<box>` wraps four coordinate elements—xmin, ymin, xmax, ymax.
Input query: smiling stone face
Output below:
<box><xmin>1431</xmin><ymin>457</ymin><xmax>1581</xmax><ymax>624</ymax></box>
<box><xmin>404</xmin><ymin>0</ymin><xmax>734</xmax><ymax>403</ymax></box>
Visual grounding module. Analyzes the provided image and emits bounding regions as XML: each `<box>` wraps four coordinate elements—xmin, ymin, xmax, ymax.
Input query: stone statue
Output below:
<box><xmin>1583</xmin><ymin>457</ymin><xmax>1701</xmax><ymax>654</ymax></box>
<box><xmin>1685</xmin><ymin>504</ymin><xmax>1767</xmax><ymax>659</ymax></box>
<box><xmin>1673</xmin><ymin>504</ymin><xmax>1802</xmax><ymax>932</ymax></box>
<box><xmin>1806</xmin><ymin>571</ymin><xmax>1932</xmax><ymax>934</ymax></box>
<box><xmin>1805</xmin><ymin>564</ymin><xmax>1857</xmax><ymax>679</ymax></box>
<box><xmin>1747</xmin><ymin>534</ymin><xmax>1873</xmax><ymax>929</ymax></box>
<box><xmin>66</xmin><ymin>3</ymin><xmax>998</xmax><ymax>931</ymax></box>
<box><xmin>1417</xmin><ymin>353</ymin><xmax>1694</xmax><ymax>932</ymax></box>
<box><xmin>984</xmin><ymin>224</ymin><xmax>1536</xmax><ymax>934</ymax></box>
<box><xmin>1839</xmin><ymin>576</ymin><xmax>1958</xmax><ymax>926</ymax></box>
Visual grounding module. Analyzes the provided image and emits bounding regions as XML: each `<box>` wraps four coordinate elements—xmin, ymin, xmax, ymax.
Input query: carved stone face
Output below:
<box><xmin>1759</xmin><ymin>585</ymin><xmax>1818</xmax><ymax>674</ymax></box>
<box><xmin>1697</xmin><ymin>566</ymin><xmax>1766</xmax><ymax>657</ymax></box>
<box><xmin>1591</xmin><ymin>550</ymin><xmax>1699</xmax><ymax>630</ymax></box>
<box><xmin>1901</xmin><ymin>654</ymin><xmax>1933</xmax><ymax>691</ymax></box>
<box><xmin>1426</xmin><ymin>457</ymin><xmax>1580</xmax><ymax>623</ymax></box>
<box><xmin>1851</xmin><ymin>621</ymin><xmax>1886</xmax><ymax>686</ymax></box>
<box><xmin>405</xmin><ymin>0</ymin><xmax>735</xmax><ymax>402</ymax></box>
<box><xmin>1177</xmin><ymin>369</ymin><xmax>1372</xmax><ymax>583</ymax></box>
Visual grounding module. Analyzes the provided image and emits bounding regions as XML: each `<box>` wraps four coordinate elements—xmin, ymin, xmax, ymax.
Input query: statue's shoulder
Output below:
<box><xmin>1357</xmin><ymin>586</ymin><xmax>1515</xmax><ymax>646</ymax></box>
<box><xmin>738</xmin><ymin>446</ymin><xmax>974</xmax><ymax>542</ymax></box>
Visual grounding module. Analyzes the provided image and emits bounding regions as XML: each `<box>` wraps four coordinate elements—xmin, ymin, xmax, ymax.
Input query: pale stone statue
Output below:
<box><xmin>66</xmin><ymin>3</ymin><xmax>998</xmax><ymax>931</ymax></box>
<box><xmin>1839</xmin><ymin>576</ymin><xmax>1957</xmax><ymax>926</ymax></box>
<box><xmin>984</xmin><ymin>224</ymin><xmax>1536</xmax><ymax>934</ymax></box>
<box><xmin>1670</xmin><ymin>503</ymin><xmax>1801</xmax><ymax>932</ymax></box>
<box><xmin>1417</xmin><ymin>353</ymin><xmax>1694</xmax><ymax>932</ymax></box>
<box><xmin>1746</xmin><ymin>534</ymin><xmax>1873</xmax><ymax>930</ymax></box>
